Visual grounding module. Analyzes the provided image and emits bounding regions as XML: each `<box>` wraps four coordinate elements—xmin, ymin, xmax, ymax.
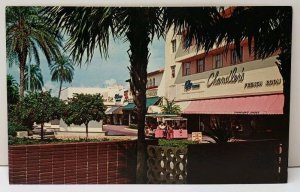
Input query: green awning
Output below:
<box><xmin>123</xmin><ymin>102</ymin><xmax>136</xmax><ymax>110</ymax></box>
<box><xmin>122</xmin><ymin>96</ymin><xmax>161</xmax><ymax>111</ymax></box>
<box><xmin>146</xmin><ymin>96</ymin><xmax>161</xmax><ymax>107</ymax></box>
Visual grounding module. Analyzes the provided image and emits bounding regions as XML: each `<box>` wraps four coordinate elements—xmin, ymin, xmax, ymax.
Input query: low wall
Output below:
<box><xmin>9</xmin><ymin>141</ymin><xmax>137</xmax><ymax>184</ymax></box>
<box><xmin>147</xmin><ymin>145</ymin><xmax>187</xmax><ymax>184</ymax></box>
<box><xmin>187</xmin><ymin>140</ymin><xmax>286</xmax><ymax>184</ymax></box>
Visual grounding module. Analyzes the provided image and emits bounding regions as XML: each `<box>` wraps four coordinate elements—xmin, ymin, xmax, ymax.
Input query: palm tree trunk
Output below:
<box><xmin>126</xmin><ymin>9</ymin><xmax>151</xmax><ymax>184</ymax></box>
<box><xmin>41</xmin><ymin>122</ymin><xmax>44</xmax><ymax>140</ymax></box>
<box><xmin>58</xmin><ymin>79</ymin><xmax>63</xmax><ymax>99</ymax></box>
<box><xmin>85</xmin><ymin>123</ymin><xmax>89</xmax><ymax>139</ymax></box>
<box><xmin>18</xmin><ymin>51</ymin><xmax>27</xmax><ymax>98</ymax></box>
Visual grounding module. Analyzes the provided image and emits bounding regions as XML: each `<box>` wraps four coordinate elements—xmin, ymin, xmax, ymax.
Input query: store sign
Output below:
<box><xmin>207</xmin><ymin>67</ymin><xmax>245</xmax><ymax>88</ymax></box>
<box><xmin>124</xmin><ymin>90</ymin><xmax>129</xmax><ymax>102</ymax></box>
<box><xmin>146</xmin><ymin>89</ymin><xmax>158</xmax><ymax>97</ymax></box>
<box><xmin>244</xmin><ymin>79</ymin><xmax>281</xmax><ymax>89</ymax></box>
<box><xmin>192</xmin><ymin>132</ymin><xmax>202</xmax><ymax>142</ymax></box>
<box><xmin>184</xmin><ymin>80</ymin><xmax>200</xmax><ymax>91</ymax></box>
<box><xmin>114</xmin><ymin>94</ymin><xmax>123</xmax><ymax>102</ymax></box>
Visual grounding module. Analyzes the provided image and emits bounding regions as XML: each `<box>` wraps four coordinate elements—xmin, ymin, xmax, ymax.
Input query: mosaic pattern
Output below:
<box><xmin>147</xmin><ymin>145</ymin><xmax>187</xmax><ymax>184</ymax></box>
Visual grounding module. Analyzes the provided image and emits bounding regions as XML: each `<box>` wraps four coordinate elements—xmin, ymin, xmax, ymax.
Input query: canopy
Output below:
<box><xmin>183</xmin><ymin>94</ymin><xmax>284</xmax><ymax>115</ymax></box>
<box><xmin>123</xmin><ymin>96</ymin><xmax>161</xmax><ymax>111</ymax></box>
<box><xmin>105</xmin><ymin>106</ymin><xmax>123</xmax><ymax>115</ymax></box>
<box><xmin>175</xmin><ymin>101</ymin><xmax>191</xmax><ymax>112</ymax></box>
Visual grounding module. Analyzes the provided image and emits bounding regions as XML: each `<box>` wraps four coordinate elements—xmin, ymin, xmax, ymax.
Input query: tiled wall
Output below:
<box><xmin>9</xmin><ymin>141</ymin><xmax>137</xmax><ymax>184</ymax></box>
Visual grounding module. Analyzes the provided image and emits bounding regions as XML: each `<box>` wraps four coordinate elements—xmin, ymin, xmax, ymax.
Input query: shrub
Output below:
<box><xmin>8</xmin><ymin>121</ymin><xmax>28</xmax><ymax>137</ymax></box>
<box><xmin>8</xmin><ymin>137</ymin><xmax>113</xmax><ymax>145</ymax></box>
<box><xmin>158</xmin><ymin>139</ymin><xmax>197</xmax><ymax>148</ymax></box>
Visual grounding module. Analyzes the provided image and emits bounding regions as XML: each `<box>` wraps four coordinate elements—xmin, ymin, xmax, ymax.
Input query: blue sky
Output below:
<box><xmin>7</xmin><ymin>36</ymin><xmax>165</xmax><ymax>95</ymax></box>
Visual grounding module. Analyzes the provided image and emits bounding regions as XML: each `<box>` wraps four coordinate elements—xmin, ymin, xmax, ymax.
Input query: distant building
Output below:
<box><xmin>123</xmin><ymin>69</ymin><xmax>165</xmax><ymax>125</ymax></box>
<box><xmin>146</xmin><ymin>68</ymin><xmax>165</xmax><ymax>98</ymax></box>
<box><xmin>56</xmin><ymin>85</ymin><xmax>130</xmax><ymax>137</ymax></box>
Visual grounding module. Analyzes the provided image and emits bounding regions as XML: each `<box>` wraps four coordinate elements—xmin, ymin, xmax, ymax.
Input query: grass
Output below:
<box><xmin>158</xmin><ymin>139</ymin><xmax>197</xmax><ymax>147</ymax></box>
<box><xmin>8</xmin><ymin>136</ymin><xmax>111</xmax><ymax>145</ymax></box>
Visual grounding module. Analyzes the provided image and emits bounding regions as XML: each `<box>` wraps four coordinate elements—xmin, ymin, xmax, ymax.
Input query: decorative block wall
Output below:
<box><xmin>9</xmin><ymin>141</ymin><xmax>137</xmax><ymax>184</ymax></box>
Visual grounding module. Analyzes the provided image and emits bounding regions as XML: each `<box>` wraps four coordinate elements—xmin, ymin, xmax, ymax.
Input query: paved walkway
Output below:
<box><xmin>103</xmin><ymin>124</ymin><xmax>137</xmax><ymax>136</ymax></box>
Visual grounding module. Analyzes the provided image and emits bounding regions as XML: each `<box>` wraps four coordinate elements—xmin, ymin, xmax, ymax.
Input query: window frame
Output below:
<box><xmin>171</xmin><ymin>65</ymin><xmax>176</xmax><ymax>78</ymax></box>
<box><xmin>171</xmin><ymin>39</ymin><xmax>176</xmax><ymax>53</ymax></box>
<box><xmin>196</xmin><ymin>58</ymin><xmax>205</xmax><ymax>73</ymax></box>
<box><xmin>183</xmin><ymin>62</ymin><xmax>191</xmax><ymax>76</ymax></box>
<box><xmin>231</xmin><ymin>47</ymin><xmax>243</xmax><ymax>65</ymax></box>
<box><xmin>213</xmin><ymin>54</ymin><xmax>223</xmax><ymax>69</ymax></box>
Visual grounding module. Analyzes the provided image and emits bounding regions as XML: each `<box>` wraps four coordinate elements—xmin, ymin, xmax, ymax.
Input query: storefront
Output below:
<box><xmin>122</xmin><ymin>96</ymin><xmax>162</xmax><ymax>125</ymax></box>
<box><xmin>181</xmin><ymin>94</ymin><xmax>284</xmax><ymax>139</ymax></box>
<box><xmin>171</xmin><ymin>56</ymin><xmax>284</xmax><ymax>139</ymax></box>
<box><xmin>105</xmin><ymin>106</ymin><xmax>123</xmax><ymax>125</ymax></box>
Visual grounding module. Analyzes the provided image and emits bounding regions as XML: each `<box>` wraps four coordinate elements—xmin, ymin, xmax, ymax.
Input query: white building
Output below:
<box><xmin>56</xmin><ymin>85</ymin><xmax>130</xmax><ymax>137</ymax></box>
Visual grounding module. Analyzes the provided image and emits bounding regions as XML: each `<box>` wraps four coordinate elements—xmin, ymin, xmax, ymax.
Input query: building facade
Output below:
<box><xmin>123</xmin><ymin>69</ymin><xmax>165</xmax><ymax>125</ymax></box>
<box><xmin>164</xmin><ymin>27</ymin><xmax>284</xmax><ymax>139</ymax></box>
<box><xmin>57</xmin><ymin>85</ymin><xmax>130</xmax><ymax>137</ymax></box>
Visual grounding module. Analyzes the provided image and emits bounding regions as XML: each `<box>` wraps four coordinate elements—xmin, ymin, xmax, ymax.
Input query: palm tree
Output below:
<box><xmin>24</xmin><ymin>64</ymin><xmax>44</xmax><ymax>92</ymax></box>
<box><xmin>161</xmin><ymin>98</ymin><xmax>181</xmax><ymax>115</ymax></box>
<box><xmin>7</xmin><ymin>74</ymin><xmax>19</xmax><ymax>108</ymax></box>
<box><xmin>44</xmin><ymin>7</ymin><xmax>220</xmax><ymax>183</ymax></box>
<box><xmin>6</xmin><ymin>7</ymin><xmax>62</xmax><ymax>97</ymax></box>
<box><xmin>50</xmin><ymin>56</ymin><xmax>74</xmax><ymax>99</ymax></box>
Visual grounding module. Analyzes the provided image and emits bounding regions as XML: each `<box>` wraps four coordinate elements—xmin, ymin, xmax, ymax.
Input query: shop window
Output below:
<box><xmin>231</xmin><ymin>47</ymin><xmax>243</xmax><ymax>65</ymax></box>
<box><xmin>183</xmin><ymin>62</ymin><xmax>191</xmax><ymax>76</ymax></box>
<box><xmin>171</xmin><ymin>39</ymin><xmax>176</xmax><ymax>53</ymax></box>
<box><xmin>171</xmin><ymin>65</ymin><xmax>176</xmax><ymax>78</ymax></box>
<box><xmin>197</xmin><ymin>59</ymin><xmax>205</xmax><ymax>73</ymax></box>
<box><xmin>213</xmin><ymin>54</ymin><xmax>223</xmax><ymax>69</ymax></box>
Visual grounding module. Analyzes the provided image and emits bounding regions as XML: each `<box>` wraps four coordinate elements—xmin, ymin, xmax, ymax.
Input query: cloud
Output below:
<box><xmin>104</xmin><ymin>78</ymin><xmax>118</xmax><ymax>87</ymax></box>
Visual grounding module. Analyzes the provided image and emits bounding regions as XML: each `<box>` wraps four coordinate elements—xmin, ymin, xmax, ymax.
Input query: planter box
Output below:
<box><xmin>9</xmin><ymin>140</ymin><xmax>137</xmax><ymax>184</ymax></box>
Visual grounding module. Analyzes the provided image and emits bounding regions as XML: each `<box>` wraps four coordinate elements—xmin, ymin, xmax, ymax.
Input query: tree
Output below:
<box><xmin>50</xmin><ymin>55</ymin><xmax>74</xmax><ymax>99</ymax></box>
<box><xmin>44</xmin><ymin>7</ymin><xmax>219</xmax><ymax>183</ymax></box>
<box><xmin>24</xmin><ymin>64</ymin><xmax>44</xmax><ymax>92</ymax></box>
<box><xmin>6</xmin><ymin>7</ymin><xmax>62</xmax><ymax>97</ymax></box>
<box><xmin>11</xmin><ymin>91</ymin><xmax>64</xmax><ymax>139</ymax></box>
<box><xmin>161</xmin><ymin>97</ymin><xmax>181</xmax><ymax>115</ymax></box>
<box><xmin>7</xmin><ymin>74</ymin><xmax>19</xmax><ymax>108</ymax></box>
<box><xmin>63</xmin><ymin>93</ymin><xmax>106</xmax><ymax>138</ymax></box>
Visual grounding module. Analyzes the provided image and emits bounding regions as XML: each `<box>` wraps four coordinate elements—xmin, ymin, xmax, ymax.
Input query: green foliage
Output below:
<box><xmin>6</xmin><ymin>6</ymin><xmax>62</xmax><ymax>96</ymax></box>
<box><xmin>158</xmin><ymin>139</ymin><xmax>196</xmax><ymax>148</ymax></box>
<box><xmin>128</xmin><ymin>124</ymin><xmax>138</xmax><ymax>129</ymax></box>
<box><xmin>7</xmin><ymin>74</ymin><xmax>19</xmax><ymax>107</ymax></box>
<box><xmin>8</xmin><ymin>121</ymin><xmax>28</xmax><ymax>137</ymax></box>
<box><xmin>161</xmin><ymin>97</ymin><xmax>181</xmax><ymax>115</ymax></box>
<box><xmin>24</xmin><ymin>64</ymin><xmax>44</xmax><ymax>92</ymax></box>
<box><xmin>50</xmin><ymin>55</ymin><xmax>74</xmax><ymax>98</ymax></box>
<box><xmin>8</xmin><ymin>137</ymin><xmax>111</xmax><ymax>145</ymax></box>
<box><xmin>202</xmin><ymin>119</ymin><xmax>232</xmax><ymax>144</ymax></box>
<box><xmin>63</xmin><ymin>93</ymin><xmax>106</xmax><ymax>137</ymax></box>
<box><xmin>11</xmin><ymin>91</ymin><xmax>64</xmax><ymax>130</ymax></box>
